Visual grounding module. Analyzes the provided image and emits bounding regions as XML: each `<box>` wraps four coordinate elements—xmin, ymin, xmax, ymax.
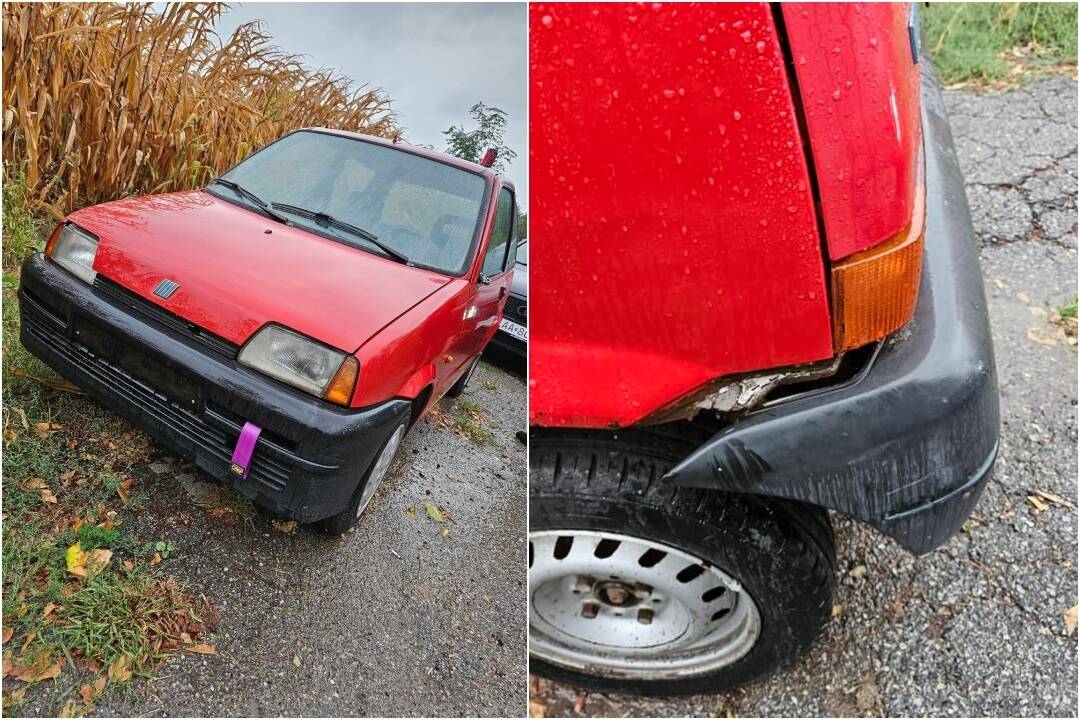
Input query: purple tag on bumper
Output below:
<box><xmin>230</xmin><ymin>421</ymin><xmax>262</xmax><ymax>479</ymax></box>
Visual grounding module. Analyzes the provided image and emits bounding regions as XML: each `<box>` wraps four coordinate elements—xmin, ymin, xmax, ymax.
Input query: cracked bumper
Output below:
<box><xmin>664</xmin><ymin>64</ymin><xmax>1000</xmax><ymax>554</ymax></box>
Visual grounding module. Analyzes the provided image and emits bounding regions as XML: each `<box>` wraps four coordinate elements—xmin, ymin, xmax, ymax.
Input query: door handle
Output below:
<box><xmin>499</xmin><ymin>287</ymin><xmax>507</xmax><ymax>298</ymax></box>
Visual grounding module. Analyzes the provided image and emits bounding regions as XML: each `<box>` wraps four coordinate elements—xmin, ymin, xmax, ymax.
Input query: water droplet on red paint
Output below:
<box><xmin>740</xmin><ymin>30</ymin><xmax>752</xmax><ymax>43</ymax></box>
<box><xmin>832</xmin><ymin>89</ymin><xmax>841</xmax><ymax>101</ymax></box>
<box><xmin>733</xmin><ymin>110</ymin><xmax>742</xmax><ymax>121</ymax></box>
<box><xmin>540</xmin><ymin>14</ymin><xmax>553</xmax><ymax>28</ymax></box>
<box><xmin>755</xmin><ymin>41</ymin><xmax>765</xmax><ymax>54</ymax></box>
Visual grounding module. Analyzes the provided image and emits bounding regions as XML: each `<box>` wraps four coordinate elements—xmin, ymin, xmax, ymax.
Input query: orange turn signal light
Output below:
<box><xmin>830</xmin><ymin>163</ymin><xmax>926</xmax><ymax>352</ymax></box>
<box><xmin>323</xmin><ymin>356</ymin><xmax>360</xmax><ymax>406</ymax></box>
<box><xmin>44</xmin><ymin>223</ymin><xmax>63</xmax><ymax>256</ymax></box>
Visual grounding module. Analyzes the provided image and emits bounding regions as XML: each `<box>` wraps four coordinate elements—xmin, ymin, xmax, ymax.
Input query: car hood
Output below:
<box><xmin>72</xmin><ymin>191</ymin><xmax>451</xmax><ymax>352</ymax></box>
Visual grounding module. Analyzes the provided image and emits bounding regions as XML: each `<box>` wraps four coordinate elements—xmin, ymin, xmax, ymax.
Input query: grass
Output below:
<box><xmin>2</xmin><ymin>181</ymin><xmax>214</xmax><ymax>716</ymax></box>
<box><xmin>923</xmin><ymin>3</ymin><xmax>1078</xmax><ymax>85</ymax></box>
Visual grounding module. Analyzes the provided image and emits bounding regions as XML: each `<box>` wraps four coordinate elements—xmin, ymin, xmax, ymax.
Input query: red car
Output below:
<box><xmin>19</xmin><ymin>129</ymin><xmax>519</xmax><ymax>533</ymax></box>
<box><xmin>529</xmin><ymin>3</ymin><xmax>998</xmax><ymax>695</ymax></box>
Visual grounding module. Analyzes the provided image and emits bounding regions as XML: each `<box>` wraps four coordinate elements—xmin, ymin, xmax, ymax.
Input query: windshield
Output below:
<box><xmin>213</xmin><ymin>130</ymin><xmax>488</xmax><ymax>275</ymax></box>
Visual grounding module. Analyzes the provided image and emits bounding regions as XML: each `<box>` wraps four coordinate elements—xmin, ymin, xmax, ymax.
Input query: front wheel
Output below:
<box><xmin>318</xmin><ymin>414</ymin><xmax>410</xmax><ymax>534</ymax></box>
<box><xmin>529</xmin><ymin>426</ymin><xmax>837</xmax><ymax>696</ymax></box>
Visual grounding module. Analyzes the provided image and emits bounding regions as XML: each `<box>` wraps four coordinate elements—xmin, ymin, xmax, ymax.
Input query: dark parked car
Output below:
<box><xmin>491</xmin><ymin>238</ymin><xmax>527</xmax><ymax>357</ymax></box>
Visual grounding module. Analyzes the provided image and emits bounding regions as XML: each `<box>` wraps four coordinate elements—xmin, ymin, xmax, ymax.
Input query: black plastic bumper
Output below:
<box><xmin>664</xmin><ymin>64</ymin><xmax>999</xmax><ymax>554</ymax></box>
<box><xmin>18</xmin><ymin>254</ymin><xmax>410</xmax><ymax>523</ymax></box>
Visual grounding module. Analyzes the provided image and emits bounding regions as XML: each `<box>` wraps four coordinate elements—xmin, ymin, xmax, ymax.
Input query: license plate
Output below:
<box><xmin>499</xmin><ymin>318</ymin><xmax>528</xmax><ymax>342</ymax></box>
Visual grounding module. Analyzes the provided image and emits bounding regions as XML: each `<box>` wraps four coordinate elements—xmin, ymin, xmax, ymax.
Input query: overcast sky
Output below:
<box><xmin>214</xmin><ymin>3</ymin><xmax>528</xmax><ymax>207</ymax></box>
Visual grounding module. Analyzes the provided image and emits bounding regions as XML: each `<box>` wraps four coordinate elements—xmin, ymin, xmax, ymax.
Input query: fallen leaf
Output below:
<box><xmin>425</xmin><ymin>503</ymin><xmax>444</xmax><ymax>523</ymax></box>
<box><xmin>42</xmin><ymin>603</ymin><xmax>59</xmax><ymax>622</ymax></box>
<box><xmin>1027</xmin><ymin>326</ymin><xmax>1059</xmax><ymax>347</ymax></box>
<box><xmin>1</xmin><ymin>627</ymin><xmax>11</xmax><ymax>644</ymax></box>
<box><xmin>1</xmin><ymin>649</ymin><xmax>11</xmax><ymax>678</ymax></box>
<box><xmin>107</xmin><ymin>655</ymin><xmax>132</xmax><ymax>683</ymax></box>
<box><xmin>441</xmin><ymin>528</ymin><xmax>449</xmax><ymax>537</ymax></box>
<box><xmin>404</xmin><ymin>507</ymin><xmax>416</xmax><ymax>519</ymax></box>
<box><xmin>271</xmin><ymin>519</ymin><xmax>297</xmax><ymax>534</ymax></box>
<box><xmin>79</xmin><ymin>683</ymin><xmax>95</xmax><ymax>704</ymax></box>
<box><xmin>849</xmin><ymin>564</ymin><xmax>867</xmax><ymax>578</ymax></box>
<box><xmin>1026</xmin><ymin>495</ymin><xmax>1049</xmax><ymax>512</ymax></box>
<box><xmin>1029</xmin><ymin>306</ymin><xmax>1047</xmax><ymax>317</ymax></box>
<box><xmin>94</xmin><ymin>676</ymin><xmax>106</xmax><ymax>693</ymax></box>
<box><xmin>40</xmin><ymin>487</ymin><xmax>58</xmax><ymax>504</ymax></box>
<box><xmin>149</xmin><ymin>553</ymin><xmax>162</xmax><ymax>566</ymax></box>
<box><xmin>528</xmin><ymin>700</ymin><xmax>547</xmax><ymax>718</ymax></box>
<box><xmin>86</xmin><ymin>659</ymin><xmax>102</xmax><ymax>673</ymax></box>
<box><xmin>2</xmin><ymin>685</ymin><xmax>26</xmax><ymax>710</ymax></box>
<box><xmin>33</xmin><ymin>422</ymin><xmax>51</xmax><ymax>438</ymax></box>
<box><xmin>832</xmin><ymin>603</ymin><xmax>843</xmax><ymax>618</ymax></box>
<box><xmin>122</xmin><ymin>560</ymin><xmax>134</xmax><ymax>571</ymax></box>
<box><xmin>180</xmin><ymin>633</ymin><xmax>192</xmax><ymax>645</ymax></box>
<box><xmin>66</xmin><ymin>543</ymin><xmax>87</xmax><ymax>578</ymax></box>
<box><xmin>116</xmin><ymin>477</ymin><xmax>133</xmax><ymax>502</ymax></box>
<box><xmin>1016</xmin><ymin>292</ymin><xmax>1031</xmax><ymax>304</ymax></box>
<box><xmin>185</xmin><ymin>643</ymin><xmax>215</xmax><ymax>655</ymax></box>
<box><xmin>291</xmin><ymin>655</ymin><xmax>301</xmax><ymax>668</ymax></box>
<box><xmin>992</xmin><ymin>277</ymin><xmax>1006</xmax><ymax>289</ymax></box>
<box><xmin>10</xmin><ymin>367</ymin><xmax>85</xmax><ymax>395</ymax></box>
<box><xmin>85</xmin><ymin>549</ymin><xmax>112</xmax><ymax>577</ymax></box>
<box><xmin>3</xmin><ymin>429</ymin><xmax>16</xmax><ymax>442</ymax></box>
<box><xmin>1065</xmin><ymin>606</ymin><xmax>1078</xmax><ymax>637</ymax></box>
<box><xmin>22</xmin><ymin>477</ymin><xmax>48</xmax><ymax>491</ymax></box>
<box><xmin>14</xmin><ymin>654</ymin><xmax>61</xmax><ymax>682</ymax></box>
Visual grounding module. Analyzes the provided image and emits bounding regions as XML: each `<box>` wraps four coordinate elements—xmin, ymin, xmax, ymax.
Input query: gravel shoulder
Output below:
<box><xmin>81</xmin><ymin>356</ymin><xmax>529</xmax><ymax>718</ymax></box>
<box><xmin>531</xmin><ymin>76</ymin><xmax>1078</xmax><ymax>719</ymax></box>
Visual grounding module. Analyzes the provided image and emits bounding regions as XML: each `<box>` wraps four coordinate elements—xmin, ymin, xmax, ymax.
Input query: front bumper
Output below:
<box><xmin>18</xmin><ymin>254</ymin><xmax>410</xmax><ymax>523</ymax></box>
<box><xmin>664</xmin><ymin>64</ymin><xmax>999</xmax><ymax>554</ymax></box>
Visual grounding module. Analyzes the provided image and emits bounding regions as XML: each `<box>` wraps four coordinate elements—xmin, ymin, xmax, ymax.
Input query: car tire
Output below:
<box><xmin>445</xmin><ymin>355</ymin><xmax>479</xmax><ymax>398</ymax></box>
<box><xmin>529</xmin><ymin>425</ymin><xmax>837</xmax><ymax>696</ymax></box>
<box><xmin>318</xmin><ymin>413</ymin><xmax>410</xmax><ymax>535</ymax></box>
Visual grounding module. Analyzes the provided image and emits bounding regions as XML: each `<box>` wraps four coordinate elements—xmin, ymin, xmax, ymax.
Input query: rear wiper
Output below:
<box><xmin>271</xmin><ymin>203</ymin><xmax>410</xmax><ymax>265</ymax></box>
<box><xmin>209</xmin><ymin>178</ymin><xmax>290</xmax><ymax>224</ymax></box>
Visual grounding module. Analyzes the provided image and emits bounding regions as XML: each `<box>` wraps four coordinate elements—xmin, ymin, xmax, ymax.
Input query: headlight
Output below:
<box><xmin>238</xmin><ymin>325</ymin><xmax>359</xmax><ymax>406</ymax></box>
<box><xmin>46</xmin><ymin>223</ymin><xmax>99</xmax><ymax>284</ymax></box>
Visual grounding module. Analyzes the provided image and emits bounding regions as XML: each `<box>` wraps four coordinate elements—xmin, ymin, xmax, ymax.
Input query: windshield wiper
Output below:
<box><xmin>270</xmin><ymin>203</ymin><xmax>410</xmax><ymax>265</ymax></box>
<box><xmin>209</xmin><ymin>178</ymin><xmax>290</xmax><ymax>224</ymax></box>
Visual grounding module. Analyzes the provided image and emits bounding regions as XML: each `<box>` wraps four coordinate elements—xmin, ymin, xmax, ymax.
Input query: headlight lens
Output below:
<box><xmin>48</xmin><ymin>223</ymin><xmax>99</xmax><ymax>284</ymax></box>
<box><xmin>238</xmin><ymin>325</ymin><xmax>358</xmax><ymax>405</ymax></box>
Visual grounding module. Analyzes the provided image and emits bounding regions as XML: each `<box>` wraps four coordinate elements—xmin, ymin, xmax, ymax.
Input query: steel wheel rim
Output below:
<box><xmin>355</xmin><ymin>423</ymin><xmax>406</xmax><ymax>518</ymax></box>
<box><xmin>529</xmin><ymin>530</ymin><xmax>761</xmax><ymax>678</ymax></box>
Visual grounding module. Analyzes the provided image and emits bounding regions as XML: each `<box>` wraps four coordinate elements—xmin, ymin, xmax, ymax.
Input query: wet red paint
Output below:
<box><xmin>72</xmin><ymin>174</ymin><xmax>514</xmax><ymax>410</ymax></box>
<box><xmin>783</xmin><ymin>2</ymin><xmax>922</xmax><ymax>260</ymax></box>
<box><xmin>529</xmin><ymin>2</ymin><xmax>834</xmax><ymax>428</ymax></box>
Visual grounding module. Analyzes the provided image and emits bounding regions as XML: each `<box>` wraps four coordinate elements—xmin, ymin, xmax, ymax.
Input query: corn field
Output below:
<box><xmin>2</xmin><ymin>2</ymin><xmax>398</xmax><ymax>216</ymax></box>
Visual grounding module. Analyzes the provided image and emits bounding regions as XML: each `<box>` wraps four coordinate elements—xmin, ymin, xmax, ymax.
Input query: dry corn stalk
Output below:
<box><xmin>2</xmin><ymin>2</ymin><xmax>397</xmax><ymax>213</ymax></box>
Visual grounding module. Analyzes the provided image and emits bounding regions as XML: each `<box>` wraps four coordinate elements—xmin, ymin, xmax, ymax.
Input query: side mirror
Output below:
<box><xmin>478</xmin><ymin>274</ymin><xmax>493</xmax><ymax>285</ymax></box>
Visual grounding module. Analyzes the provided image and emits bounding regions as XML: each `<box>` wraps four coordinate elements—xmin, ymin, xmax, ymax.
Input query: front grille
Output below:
<box><xmin>93</xmin><ymin>276</ymin><xmax>239</xmax><ymax>358</ymax></box>
<box><xmin>504</xmin><ymin>294</ymin><xmax>527</xmax><ymax>326</ymax></box>
<box><xmin>22</xmin><ymin>298</ymin><xmax>291</xmax><ymax>493</ymax></box>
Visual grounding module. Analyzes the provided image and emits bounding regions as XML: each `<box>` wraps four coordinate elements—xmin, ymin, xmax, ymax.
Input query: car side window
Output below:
<box><xmin>481</xmin><ymin>187</ymin><xmax>514</xmax><ymax>278</ymax></box>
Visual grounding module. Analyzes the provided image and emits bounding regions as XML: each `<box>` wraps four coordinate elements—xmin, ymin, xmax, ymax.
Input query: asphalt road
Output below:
<box><xmin>85</xmin><ymin>354</ymin><xmax>528</xmax><ymax>717</ymax></box>
<box><xmin>531</xmin><ymin>76</ymin><xmax>1078</xmax><ymax>718</ymax></box>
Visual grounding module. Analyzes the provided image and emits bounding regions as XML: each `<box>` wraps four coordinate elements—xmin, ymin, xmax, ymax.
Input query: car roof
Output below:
<box><xmin>303</xmin><ymin>127</ymin><xmax>509</xmax><ymax>189</ymax></box>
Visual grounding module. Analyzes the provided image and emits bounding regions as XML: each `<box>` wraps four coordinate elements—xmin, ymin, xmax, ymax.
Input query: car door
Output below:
<box><xmin>467</xmin><ymin>184</ymin><xmax>517</xmax><ymax>357</ymax></box>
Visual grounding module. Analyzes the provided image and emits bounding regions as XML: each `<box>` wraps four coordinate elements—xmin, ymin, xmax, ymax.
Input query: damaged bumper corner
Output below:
<box><xmin>662</xmin><ymin>64</ymin><xmax>1000</xmax><ymax>555</ymax></box>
